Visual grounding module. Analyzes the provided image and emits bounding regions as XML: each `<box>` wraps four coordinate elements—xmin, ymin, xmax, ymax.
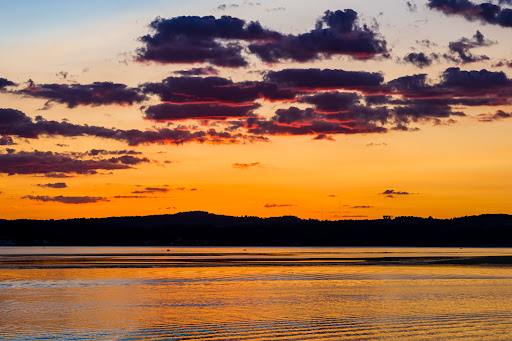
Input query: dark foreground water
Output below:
<box><xmin>1</xmin><ymin>247</ymin><xmax>512</xmax><ymax>340</ymax></box>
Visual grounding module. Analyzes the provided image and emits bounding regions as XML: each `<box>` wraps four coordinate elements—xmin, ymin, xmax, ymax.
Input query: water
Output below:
<box><xmin>1</xmin><ymin>247</ymin><xmax>512</xmax><ymax>340</ymax></box>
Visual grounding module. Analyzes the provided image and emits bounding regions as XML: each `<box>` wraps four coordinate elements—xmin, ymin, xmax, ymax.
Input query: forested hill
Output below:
<box><xmin>1</xmin><ymin>212</ymin><xmax>511</xmax><ymax>246</ymax></box>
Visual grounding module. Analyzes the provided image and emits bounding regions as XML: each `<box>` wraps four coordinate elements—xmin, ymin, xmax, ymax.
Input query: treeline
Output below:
<box><xmin>0</xmin><ymin>212</ymin><xmax>511</xmax><ymax>246</ymax></box>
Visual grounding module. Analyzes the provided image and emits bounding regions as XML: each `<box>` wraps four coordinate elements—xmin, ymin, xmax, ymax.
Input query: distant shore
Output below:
<box><xmin>1</xmin><ymin>212</ymin><xmax>511</xmax><ymax>247</ymax></box>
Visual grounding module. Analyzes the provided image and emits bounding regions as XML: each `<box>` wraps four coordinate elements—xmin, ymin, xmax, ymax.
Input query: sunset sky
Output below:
<box><xmin>1</xmin><ymin>0</ymin><xmax>511</xmax><ymax>220</ymax></box>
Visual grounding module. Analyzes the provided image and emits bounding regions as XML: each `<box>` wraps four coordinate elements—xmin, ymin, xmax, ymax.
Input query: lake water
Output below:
<box><xmin>1</xmin><ymin>247</ymin><xmax>512</xmax><ymax>340</ymax></box>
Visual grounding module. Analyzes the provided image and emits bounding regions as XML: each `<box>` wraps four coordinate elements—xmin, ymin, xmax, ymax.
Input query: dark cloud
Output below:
<box><xmin>299</xmin><ymin>92</ymin><xmax>360</xmax><ymax>112</ymax></box>
<box><xmin>340</xmin><ymin>215</ymin><xmax>368</xmax><ymax>218</ymax></box>
<box><xmin>217</xmin><ymin>2</ymin><xmax>260</xmax><ymax>11</ymax></box>
<box><xmin>0</xmin><ymin>78</ymin><xmax>16</xmax><ymax>89</ymax></box>
<box><xmin>56</xmin><ymin>71</ymin><xmax>68</xmax><ymax>80</ymax></box>
<box><xmin>22</xmin><ymin>195</ymin><xmax>108</xmax><ymax>204</ymax></box>
<box><xmin>118</xmin><ymin>127</ymin><xmax>269</xmax><ymax>146</ymax></box>
<box><xmin>113</xmin><ymin>195</ymin><xmax>151</xmax><ymax>199</ymax></box>
<box><xmin>107</xmin><ymin>155</ymin><xmax>150</xmax><ymax>165</ymax></box>
<box><xmin>0</xmin><ymin>151</ymin><xmax>134</xmax><ymax>176</ymax></box>
<box><xmin>36</xmin><ymin>182</ymin><xmax>68</xmax><ymax>189</ymax></box>
<box><xmin>142</xmin><ymin>76</ymin><xmax>297</xmax><ymax>104</ymax></box>
<box><xmin>406</xmin><ymin>1</ymin><xmax>418</xmax><ymax>11</ymax></box>
<box><xmin>232</xmin><ymin>162</ymin><xmax>260</xmax><ymax>169</ymax></box>
<box><xmin>144</xmin><ymin>103</ymin><xmax>260</xmax><ymax>121</ymax></box>
<box><xmin>86</xmin><ymin>149</ymin><xmax>142</xmax><ymax>156</ymax></box>
<box><xmin>350</xmin><ymin>205</ymin><xmax>374</xmax><ymax>208</ymax></box>
<box><xmin>217</xmin><ymin>4</ymin><xmax>238</xmax><ymax>10</ymax></box>
<box><xmin>493</xmin><ymin>59</ymin><xmax>512</xmax><ymax>67</ymax></box>
<box><xmin>248</xmin><ymin>9</ymin><xmax>387</xmax><ymax>63</ymax></box>
<box><xmin>137</xmin><ymin>11</ymin><xmax>386</xmax><ymax>67</ymax></box>
<box><xmin>264</xmin><ymin>68</ymin><xmax>384</xmax><ymax>91</ymax></box>
<box><xmin>175</xmin><ymin>67</ymin><xmax>219</xmax><ymax>76</ymax></box>
<box><xmin>313</xmin><ymin>134</ymin><xmax>336</xmax><ymax>141</ymax></box>
<box><xmin>136</xmin><ymin>15</ymin><xmax>279</xmax><ymax>67</ymax></box>
<box><xmin>416</xmin><ymin>39</ymin><xmax>437</xmax><ymax>48</ymax></box>
<box><xmin>381</xmin><ymin>189</ymin><xmax>412</xmax><ymax>196</ymax></box>
<box><xmin>132</xmin><ymin>187</ymin><xmax>169</xmax><ymax>194</ymax></box>
<box><xmin>43</xmin><ymin>173</ymin><xmax>74</xmax><ymax>178</ymax></box>
<box><xmin>0</xmin><ymin>135</ymin><xmax>15</xmax><ymax>145</ymax></box>
<box><xmin>16</xmin><ymin>82</ymin><xmax>146</xmax><ymax>108</ymax></box>
<box><xmin>440</xmin><ymin>67</ymin><xmax>511</xmax><ymax>90</ymax></box>
<box><xmin>386</xmin><ymin>67</ymin><xmax>512</xmax><ymax>101</ymax></box>
<box><xmin>403</xmin><ymin>52</ymin><xmax>439</xmax><ymax>68</ymax></box>
<box><xmin>0</xmin><ymin>108</ymin><xmax>266</xmax><ymax>146</ymax></box>
<box><xmin>365</xmin><ymin>95</ymin><xmax>392</xmax><ymax>105</ymax></box>
<box><xmin>263</xmin><ymin>203</ymin><xmax>296</xmax><ymax>208</ymax></box>
<box><xmin>444</xmin><ymin>31</ymin><xmax>495</xmax><ymax>64</ymax></box>
<box><xmin>244</xmin><ymin>106</ymin><xmax>389</xmax><ymax>136</ymax></box>
<box><xmin>476</xmin><ymin>110</ymin><xmax>512</xmax><ymax>121</ymax></box>
<box><xmin>427</xmin><ymin>0</ymin><xmax>512</xmax><ymax>28</ymax></box>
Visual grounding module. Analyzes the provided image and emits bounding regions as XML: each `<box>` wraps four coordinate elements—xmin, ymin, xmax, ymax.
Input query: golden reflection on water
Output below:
<box><xmin>1</xmin><ymin>248</ymin><xmax>512</xmax><ymax>340</ymax></box>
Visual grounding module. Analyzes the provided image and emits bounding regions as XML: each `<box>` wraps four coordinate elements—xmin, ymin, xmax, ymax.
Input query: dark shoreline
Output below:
<box><xmin>1</xmin><ymin>211</ymin><xmax>511</xmax><ymax>247</ymax></box>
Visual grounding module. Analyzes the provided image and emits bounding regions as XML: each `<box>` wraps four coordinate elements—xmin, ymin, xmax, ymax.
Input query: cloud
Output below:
<box><xmin>386</xmin><ymin>68</ymin><xmax>512</xmax><ymax>105</ymax></box>
<box><xmin>42</xmin><ymin>173</ymin><xmax>74</xmax><ymax>178</ymax></box>
<box><xmin>381</xmin><ymin>189</ymin><xmax>413</xmax><ymax>198</ymax></box>
<box><xmin>263</xmin><ymin>203</ymin><xmax>296</xmax><ymax>208</ymax></box>
<box><xmin>22</xmin><ymin>195</ymin><xmax>108</xmax><ymax>204</ymax></box>
<box><xmin>36</xmin><ymin>182</ymin><xmax>68</xmax><ymax>189</ymax></box>
<box><xmin>144</xmin><ymin>103</ymin><xmax>260</xmax><ymax>121</ymax></box>
<box><xmin>117</xmin><ymin>127</ymin><xmax>269</xmax><ymax>146</ymax></box>
<box><xmin>476</xmin><ymin>110</ymin><xmax>512</xmax><ymax>121</ymax></box>
<box><xmin>406</xmin><ymin>1</ymin><xmax>418</xmax><ymax>12</ymax></box>
<box><xmin>112</xmin><ymin>195</ymin><xmax>151</xmax><ymax>199</ymax></box>
<box><xmin>0</xmin><ymin>135</ymin><xmax>15</xmax><ymax>145</ymax></box>
<box><xmin>403</xmin><ymin>52</ymin><xmax>439</xmax><ymax>68</ymax></box>
<box><xmin>0</xmin><ymin>108</ymin><xmax>266</xmax><ymax>146</ymax></box>
<box><xmin>232</xmin><ymin>162</ymin><xmax>260</xmax><ymax>169</ymax></box>
<box><xmin>313</xmin><ymin>134</ymin><xmax>336</xmax><ymax>141</ymax></box>
<box><xmin>132</xmin><ymin>187</ymin><xmax>169</xmax><ymax>194</ymax></box>
<box><xmin>86</xmin><ymin>149</ymin><xmax>142</xmax><ymax>156</ymax></box>
<box><xmin>107</xmin><ymin>155</ymin><xmax>150</xmax><ymax>165</ymax></box>
<box><xmin>493</xmin><ymin>59</ymin><xmax>512</xmax><ymax>67</ymax></box>
<box><xmin>299</xmin><ymin>92</ymin><xmax>360</xmax><ymax>112</ymax></box>
<box><xmin>350</xmin><ymin>205</ymin><xmax>374</xmax><ymax>208</ymax></box>
<box><xmin>136</xmin><ymin>15</ymin><xmax>279</xmax><ymax>67</ymax></box>
<box><xmin>175</xmin><ymin>67</ymin><xmax>219</xmax><ymax>76</ymax></box>
<box><xmin>340</xmin><ymin>215</ymin><xmax>368</xmax><ymax>218</ymax></box>
<box><xmin>0</xmin><ymin>77</ymin><xmax>16</xmax><ymax>89</ymax></box>
<box><xmin>56</xmin><ymin>71</ymin><xmax>68</xmax><ymax>80</ymax></box>
<box><xmin>248</xmin><ymin>9</ymin><xmax>387</xmax><ymax>63</ymax></box>
<box><xmin>217</xmin><ymin>2</ymin><xmax>260</xmax><ymax>11</ymax></box>
<box><xmin>444</xmin><ymin>31</ymin><xmax>495</xmax><ymax>64</ymax></box>
<box><xmin>242</xmin><ymin>105</ymin><xmax>389</xmax><ymax>137</ymax></box>
<box><xmin>366</xmin><ymin>142</ymin><xmax>388</xmax><ymax>146</ymax></box>
<box><xmin>141</xmin><ymin>76</ymin><xmax>297</xmax><ymax>104</ymax></box>
<box><xmin>427</xmin><ymin>0</ymin><xmax>512</xmax><ymax>28</ymax></box>
<box><xmin>16</xmin><ymin>81</ymin><xmax>146</xmax><ymax>108</ymax></box>
<box><xmin>267</xmin><ymin>7</ymin><xmax>285</xmax><ymax>12</ymax></box>
<box><xmin>264</xmin><ymin>68</ymin><xmax>384</xmax><ymax>91</ymax></box>
<box><xmin>0</xmin><ymin>150</ymin><xmax>135</xmax><ymax>176</ymax></box>
<box><xmin>136</xmin><ymin>11</ymin><xmax>386</xmax><ymax>67</ymax></box>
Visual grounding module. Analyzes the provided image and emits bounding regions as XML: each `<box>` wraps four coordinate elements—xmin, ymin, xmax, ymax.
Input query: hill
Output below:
<box><xmin>1</xmin><ymin>212</ymin><xmax>511</xmax><ymax>246</ymax></box>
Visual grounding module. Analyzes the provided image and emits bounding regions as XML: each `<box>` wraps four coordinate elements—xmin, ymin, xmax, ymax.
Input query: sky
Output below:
<box><xmin>1</xmin><ymin>0</ymin><xmax>511</xmax><ymax>220</ymax></box>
